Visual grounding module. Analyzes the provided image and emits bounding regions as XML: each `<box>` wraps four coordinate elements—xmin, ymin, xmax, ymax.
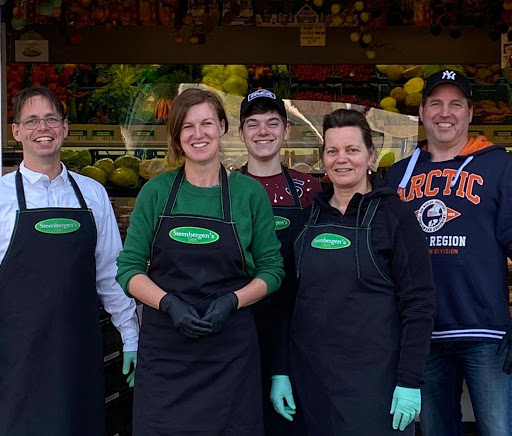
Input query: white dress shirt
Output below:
<box><xmin>0</xmin><ymin>162</ymin><xmax>139</xmax><ymax>351</ymax></box>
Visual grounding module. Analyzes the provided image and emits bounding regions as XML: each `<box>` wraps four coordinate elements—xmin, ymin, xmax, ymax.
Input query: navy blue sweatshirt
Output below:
<box><xmin>386</xmin><ymin>136</ymin><xmax>512</xmax><ymax>343</ymax></box>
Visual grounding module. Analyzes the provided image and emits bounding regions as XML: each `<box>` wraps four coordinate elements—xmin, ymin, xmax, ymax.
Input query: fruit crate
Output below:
<box><xmin>378</xmin><ymin>83</ymin><xmax>421</xmax><ymax>116</ymax></box>
<box><xmin>291</xmin><ymin>64</ymin><xmax>333</xmax><ymax>82</ymax></box>
<box><xmin>471</xmin><ymin>82</ymin><xmax>512</xmax><ymax>124</ymax></box>
<box><xmin>336</xmin><ymin>83</ymin><xmax>379</xmax><ymax>108</ymax></box>
<box><xmin>332</xmin><ymin>64</ymin><xmax>376</xmax><ymax>82</ymax></box>
<box><xmin>463</xmin><ymin>64</ymin><xmax>504</xmax><ymax>87</ymax></box>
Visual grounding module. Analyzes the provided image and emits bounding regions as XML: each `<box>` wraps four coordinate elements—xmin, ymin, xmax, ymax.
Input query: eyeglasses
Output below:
<box><xmin>17</xmin><ymin>116</ymin><xmax>63</xmax><ymax>130</ymax></box>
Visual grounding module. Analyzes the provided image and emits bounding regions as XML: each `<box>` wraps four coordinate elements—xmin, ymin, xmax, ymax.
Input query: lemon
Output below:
<box><xmin>331</xmin><ymin>4</ymin><xmax>341</xmax><ymax>14</ymax></box>
<box><xmin>354</xmin><ymin>1</ymin><xmax>364</xmax><ymax>11</ymax></box>
<box><xmin>366</xmin><ymin>49</ymin><xmax>376</xmax><ymax>59</ymax></box>
<box><xmin>360</xmin><ymin>12</ymin><xmax>369</xmax><ymax>22</ymax></box>
<box><xmin>332</xmin><ymin>15</ymin><xmax>343</xmax><ymax>25</ymax></box>
<box><xmin>350</xmin><ymin>31</ymin><xmax>360</xmax><ymax>42</ymax></box>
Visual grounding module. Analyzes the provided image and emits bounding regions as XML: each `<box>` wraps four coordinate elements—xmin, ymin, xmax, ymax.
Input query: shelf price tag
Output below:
<box><xmin>67</xmin><ymin>129</ymin><xmax>88</xmax><ymax>141</ymax></box>
<box><xmin>92</xmin><ymin>129</ymin><xmax>115</xmax><ymax>141</ymax></box>
<box><xmin>300</xmin><ymin>26</ymin><xmax>326</xmax><ymax>47</ymax></box>
<box><xmin>494</xmin><ymin>130</ymin><xmax>512</xmax><ymax>144</ymax></box>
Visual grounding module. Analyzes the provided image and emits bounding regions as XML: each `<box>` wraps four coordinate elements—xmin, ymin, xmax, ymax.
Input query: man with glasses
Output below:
<box><xmin>0</xmin><ymin>86</ymin><xmax>139</xmax><ymax>436</ymax></box>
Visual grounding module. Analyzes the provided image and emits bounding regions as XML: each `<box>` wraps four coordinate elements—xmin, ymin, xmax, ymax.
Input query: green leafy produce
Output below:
<box><xmin>89</xmin><ymin>64</ymin><xmax>146</xmax><ymax>124</ymax></box>
<box><xmin>81</xmin><ymin>166</ymin><xmax>108</xmax><ymax>185</ymax></box>
<box><xmin>60</xmin><ymin>149</ymin><xmax>92</xmax><ymax>171</ymax></box>
<box><xmin>114</xmin><ymin>154</ymin><xmax>141</xmax><ymax>172</ymax></box>
<box><xmin>111</xmin><ymin>167</ymin><xmax>139</xmax><ymax>187</ymax></box>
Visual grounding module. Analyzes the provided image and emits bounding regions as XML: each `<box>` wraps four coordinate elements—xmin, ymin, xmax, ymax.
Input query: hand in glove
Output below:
<box><xmin>390</xmin><ymin>386</ymin><xmax>421</xmax><ymax>431</ymax></box>
<box><xmin>159</xmin><ymin>293</ymin><xmax>212</xmax><ymax>338</ymax></box>
<box><xmin>123</xmin><ymin>351</ymin><xmax>137</xmax><ymax>388</ymax></box>
<box><xmin>270</xmin><ymin>375</ymin><xmax>296</xmax><ymax>422</ymax></box>
<box><xmin>497</xmin><ymin>326</ymin><xmax>512</xmax><ymax>375</ymax></box>
<box><xmin>202</xmin><ymin>292</ymin><xmax>238</xmax><ymax>334</ymax></box>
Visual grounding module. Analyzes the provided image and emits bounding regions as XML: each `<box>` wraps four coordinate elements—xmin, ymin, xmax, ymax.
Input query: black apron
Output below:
<box><xmin>241</xmin><ymin>165</ymin><xmax>301</xmax><ymax>435</ymax></box>
<box><xmin>0</xmin><ymin>170</ymin><xmax>104</xmax><ymax>436</ymax></box>
<box><xmin>133</xmin><ymin>165</ymin><xmax>263</xmax><ymax>436</ymax></box>
<box><xmin>291</xmin><ymin>198</ymin><xmax>410</xmax><ymax>436</ymax></box>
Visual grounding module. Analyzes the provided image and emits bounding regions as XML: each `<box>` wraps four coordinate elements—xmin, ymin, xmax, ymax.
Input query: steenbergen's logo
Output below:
<box><xmin>35</xmin><ymin>218</ymin><xmax>81</xmax><ymax>234</ymax></box>
<box><xmin>274</xmin><ymin>216</ymin><xmax>291</xmax><ymax>231</ymax></box>
<box><xmin>311</xmin><ymin>233</ymin><xmax>351</xmax><ymax>250</ymax></box>
<box><xmin>169</xmin><ymin>227</ymin><xmax>220</xmax><ymax>244</ymax></box>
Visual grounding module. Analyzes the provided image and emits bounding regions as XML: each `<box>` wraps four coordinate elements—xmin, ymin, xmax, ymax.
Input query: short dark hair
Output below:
<box><xmin>167</xmin><ymin>88</ymin><xmax>228</xmax><ymax>162</ymax></box>
<box><xmin>322</xmin><ymin>109</ymin><xmax>374</xmax><ymax>153</ymax></box>
<box><xmin>12</xmin><ymin>86</ymin><xmax>65</xmax><ymax>123</ymax></box>
<box><xmin>240</xmin><ymin>98</ymin><xmax>287</xmax><ymax>128</ymax></box>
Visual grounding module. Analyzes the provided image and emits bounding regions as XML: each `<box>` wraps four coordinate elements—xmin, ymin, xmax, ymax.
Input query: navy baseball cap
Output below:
<box><xmin>424</xmin><ymin>69</ymin><xmax>472</xmax><ymax>98</ymax></box>
<box><xmin>240</xmin><ymin>89</ymin><xmax>287</xmax><ymax>122</ymax></box>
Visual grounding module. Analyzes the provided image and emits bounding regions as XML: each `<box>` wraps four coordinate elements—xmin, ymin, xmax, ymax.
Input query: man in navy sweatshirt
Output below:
<box><xmin>386</xmin><ymin>70</ymin><xmax>512</xmax><ymax>436</ymax></box>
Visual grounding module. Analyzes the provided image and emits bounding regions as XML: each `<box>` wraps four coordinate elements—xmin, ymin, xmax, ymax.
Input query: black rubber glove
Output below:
<box><xmin>497</xmin><ymin>326</ymin><xmax>512</xmax><ymax>375</ymax></box>
<box><xmin>159</xmin><ymin>293</ymin><xmax>213</xmax><ymax>338</ymax></box>
<box><xmin>202</xmin><ymin>292</ymin><xmax>238</xmax><ymax>334</ymax></box>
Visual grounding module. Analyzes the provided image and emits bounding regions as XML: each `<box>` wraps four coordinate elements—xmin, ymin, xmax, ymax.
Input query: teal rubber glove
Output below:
<box><xmin>123</xmin><ymin>351</ymin><xmax>137</xmax><ymax>388</ymax></box>
<box><xmin>270</xmin><ymin>375</ymin><xmax>296</xmax><ymax>422</ymax></box>
<box><xmin>390</xmin><ymin>386</ymin><xmax>421</xmax><ymax>431</ymax></box>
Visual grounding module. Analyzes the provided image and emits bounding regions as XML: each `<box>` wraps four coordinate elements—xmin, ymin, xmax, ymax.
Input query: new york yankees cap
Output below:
<box><xmin>240</xmin><ymin>89</ymin><xmax>287</xmax><ymax>122</ymax></box>
<box><xmin>424</xmin><ymin>69</ymin><xmax>472</xmax><ymax>98</ymax></box>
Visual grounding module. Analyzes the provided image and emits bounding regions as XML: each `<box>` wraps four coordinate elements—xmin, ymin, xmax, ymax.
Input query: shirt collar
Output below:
<box><xmin>19</xmin><ymin>161</ymin><xmax>68</xmax><ymax>186</ymax></box>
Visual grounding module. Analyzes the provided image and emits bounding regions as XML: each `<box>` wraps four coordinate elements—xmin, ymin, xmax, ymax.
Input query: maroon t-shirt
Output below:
<box><xmin>245</xmin><ymin>168</ymin><xmax>322</xmax><ymax>208</ymax></box>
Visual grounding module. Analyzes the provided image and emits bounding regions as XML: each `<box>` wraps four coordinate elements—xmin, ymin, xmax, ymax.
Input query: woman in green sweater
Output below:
<box><xmin>116</xmin><ymin>88</ymin><xmax>284</xmax><ymax>436</ymax></box>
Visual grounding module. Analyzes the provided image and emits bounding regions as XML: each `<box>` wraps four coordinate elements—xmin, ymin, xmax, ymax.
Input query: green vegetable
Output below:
<box><xmin>89</xmin><ymin>64</ymin><xmax>146</xmax><ymax>124</ymax></box>
<box><xmin>111</xmin><ymin>167</ymin><xmax>139</xmax><ymax>187</ymax></box>
<box><xmin>81</xmin><ymin>166</ymin><xmax>108</xmax><ymax>186</ymax></box>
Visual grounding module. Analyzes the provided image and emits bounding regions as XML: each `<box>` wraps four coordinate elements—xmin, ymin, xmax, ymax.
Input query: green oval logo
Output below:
<box><xmin>35</xmin><ymin>218</ymin><xmax>81</xmax><ymax>234</ymax></box>
<box><xmin>169</xmin><ymin>227</ymin><xmax>220</xmax><ymax>244</ymax></box>
<box><xmin>311</xmin><ymin>233</ymin><xmax>351</xmax><ymax>250</ymax></box>
<box><xmin>274</xmin><ymin>216</ymin><xmax>291</xmax><ymax>231</ymax></box>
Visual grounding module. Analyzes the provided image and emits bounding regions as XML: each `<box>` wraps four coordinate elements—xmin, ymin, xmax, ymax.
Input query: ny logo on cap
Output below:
<box><xmin>248</xmin><ymin>89</ymin><xmax>276</xmax><ymax>101</ymax></box>
<box><xmin>442</xmin><ymin>70</ymin><xmax>456</xmax><ymax>80</ymax></box>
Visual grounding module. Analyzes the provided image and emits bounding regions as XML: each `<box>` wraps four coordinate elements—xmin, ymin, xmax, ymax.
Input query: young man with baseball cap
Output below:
<box><xmin>239</xmin><ymin>89</ymin><xmax>322</xmax><ymax>434</ymax></box>
<box><xmin>386</xmin><ymin>70</ymin><xmax>512</xmax><ymax>435</ymax></box>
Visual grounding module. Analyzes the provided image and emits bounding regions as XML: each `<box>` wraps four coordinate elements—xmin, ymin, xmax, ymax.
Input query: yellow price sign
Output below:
<box><xmin>300</xmin><ymin>25</ymin><xmax>326</xmax><ymax>47</ymax></box>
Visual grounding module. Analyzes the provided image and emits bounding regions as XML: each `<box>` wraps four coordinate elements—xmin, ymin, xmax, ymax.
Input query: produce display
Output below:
<box><xmin>6</xmin><ymin>62</ymin><xmax>512</xmax><ymax>126</ymax></box>
<box><xmin>60</xmin><ymin>148</ymin><xmax>186</xmax><ymax>187</ymax></box>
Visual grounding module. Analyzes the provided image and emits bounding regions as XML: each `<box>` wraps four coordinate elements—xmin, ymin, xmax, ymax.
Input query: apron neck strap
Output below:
<box><xmin>282</xmin><ymin>166</ymin><xmax>301</xmax><ymax>208</ymax></box>
<box><xmin>295</xmin><ymin>204</ymin><xmax>318</xmax><ymax>279</ymax></box>
<box><xmin>15</xmin><ymin>170</ymin><xmax>87</xmax><ymax>210</ymax></box>
<box><xmin>240</xmin><ymin>164</ymin><xmax>248</xmax><ymax>175</ymax></box>
<box><xmin>67</xmin><ymin>173</ymin><xmax>88</xmax><ymax>209</ymax></box>
<box><xmin>360</xmin><ymin>197</ymin><xmax>380</xmax><ymax>228</ymax></box>
<box><xmin>15</xmin><ymin>170</ymin><xmax>27</xmax><ymax>211</ymax></box>
<box><xmin>164</xmin><ymin>164</ymin><xmax>231</xmax><ymax>221</ymax></box>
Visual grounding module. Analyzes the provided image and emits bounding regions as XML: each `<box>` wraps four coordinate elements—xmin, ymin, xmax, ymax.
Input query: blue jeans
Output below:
<box><xmin>420</xmin><ymin>341</ymin><xmax>512</xmax><ymax>436</ymax></box>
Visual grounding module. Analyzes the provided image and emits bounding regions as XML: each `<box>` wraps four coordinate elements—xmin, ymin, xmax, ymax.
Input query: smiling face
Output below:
<box><xmin>239</xmin><ymin>110</ymin><xmax>290</xmax><ymax>163</ymax></box>
<box><xmin>420</xmin><ymin>84</ymin><xmax>473</xmax><ymax>154</ymax></box>
<box><xmin>12</xmin><ymin>95</ymin><xmax>68</xmax><ymax>170</ymax></box>
<box><xmin>323</xmin><ymin>126</ymin><xmax>374</xmax><ymax>193</ymax></box>
<box><xmin>179</xmin><ymin>102</ymin><xmax>226</xmax><ymax>166</ymax></box>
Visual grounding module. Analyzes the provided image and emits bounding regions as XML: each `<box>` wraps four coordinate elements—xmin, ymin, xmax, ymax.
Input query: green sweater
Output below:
<box><xmin>116</xmin><ymin>168</ymin><xmax>284</xmax><ymax>296</ymax></box>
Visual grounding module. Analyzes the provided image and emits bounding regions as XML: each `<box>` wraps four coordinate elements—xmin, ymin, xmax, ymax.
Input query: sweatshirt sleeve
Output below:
<box><xmin>116</xmin><ymin>177</ymin><xmax>167</xmax><ymax>295</ymax></box>
<box><xmin>389</xmin><ymin>202</ymin><xmax>436</xmax><ymax>388</ymax></box>
<box><xmin>247</xmin><ymin>181</ymin><xmax>284</xmax><ymax>294</ymax></box>
<box><xmin>496</xmin><ymin>157</ymin><xmax>512</xmax><ymax>259</ymax></box>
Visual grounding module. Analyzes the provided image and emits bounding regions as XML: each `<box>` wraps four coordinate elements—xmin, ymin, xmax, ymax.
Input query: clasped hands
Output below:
<box><xmin>159</xmin><ymin>292</ymin><xmax>238</xmax><ymax>338</ymax></box>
